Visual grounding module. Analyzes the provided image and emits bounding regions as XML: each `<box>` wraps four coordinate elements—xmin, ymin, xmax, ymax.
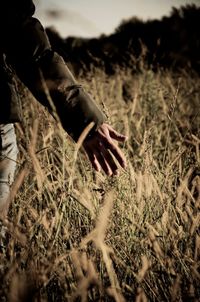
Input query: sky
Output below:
<box><xmin>34</xmin><ymin>0</ymin><xmax>200</xmax><ymax>38</ymax></box>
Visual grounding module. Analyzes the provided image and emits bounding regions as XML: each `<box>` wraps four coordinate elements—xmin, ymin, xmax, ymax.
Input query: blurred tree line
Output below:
<box><xmin>46</xmin><ymin>5</ymin><xmax>200</xmax><ymax>75</ymax></box>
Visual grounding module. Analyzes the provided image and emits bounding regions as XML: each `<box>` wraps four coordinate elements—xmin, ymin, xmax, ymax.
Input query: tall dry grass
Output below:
<box><xmin>0</xmin><ymin>66</ymin><xmax>200</xmax><ymax>301</ymax></box>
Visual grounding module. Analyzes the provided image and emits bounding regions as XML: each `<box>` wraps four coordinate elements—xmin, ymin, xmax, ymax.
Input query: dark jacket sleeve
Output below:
<box><xmin>4</xmin><ymin>4</ymin><xmax>106</xmax><ymax>141</ymax></box>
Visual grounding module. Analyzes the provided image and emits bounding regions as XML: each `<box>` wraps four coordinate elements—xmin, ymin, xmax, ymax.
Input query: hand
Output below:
<box><xmin>83</xmin><ymin>123</ymin><xmax>127</xmax><ymax>176</ymax></box>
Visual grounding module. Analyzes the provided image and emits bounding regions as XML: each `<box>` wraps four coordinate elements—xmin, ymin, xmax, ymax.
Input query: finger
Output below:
<box><xmin>107</xmin><ymin>125</ymin><xmax>127</xmax><ymax>142</ymax></box>
<box><xmin>93</xmin><ymin>149</ymin><xmax>113</xmax><ymax>176</ymax></box>
<box><xmin>85</xmin><ymin>144</ymin><xmax>113</xmax><ymax>175</ymax></box>
<box><xmin>84</xmin><ymin>145</ymin><xmax>101</xmax><ymax>172</ymax></box>
<box><xmin>100</xmin><ymin>144</ymin><xmax>119</xmax><ymax>175</ymax></box>
<box><xmin>106</xmin><ymin>139</ymin><xmax>127</xmax><ymax>169</ymax></box>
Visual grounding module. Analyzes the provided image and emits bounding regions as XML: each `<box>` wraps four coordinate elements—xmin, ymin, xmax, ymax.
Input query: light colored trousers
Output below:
<box><xmin>0</xmin><ymin>124</ymin><xmax>18</xmax><ymax>213</ymax></box>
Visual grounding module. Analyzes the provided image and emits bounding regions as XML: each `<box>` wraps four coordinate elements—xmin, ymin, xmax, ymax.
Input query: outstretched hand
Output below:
<box><xmin>83</xmin><ymin>123</ymin><xmax>127</xmax><ymax>176</ymax></box>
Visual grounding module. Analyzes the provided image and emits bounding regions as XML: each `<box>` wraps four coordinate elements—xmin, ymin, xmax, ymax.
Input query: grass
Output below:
<box><xmin>0</xmin><ymin>66</ymin><xmax>200</xmax><ymax>301</ymax></box>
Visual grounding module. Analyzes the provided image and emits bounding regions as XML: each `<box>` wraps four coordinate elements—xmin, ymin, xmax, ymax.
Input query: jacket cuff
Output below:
<box><xmin>53</xmin><ymin>85</ymin><xmax>106</xmax><ymax>142</ymax></box>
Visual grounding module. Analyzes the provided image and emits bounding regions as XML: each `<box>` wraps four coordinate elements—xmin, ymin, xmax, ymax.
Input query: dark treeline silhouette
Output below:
<box><xmin>46</xmin><ymin>5</ymin><xmax>200</xmax><ymax>75</ymax></box>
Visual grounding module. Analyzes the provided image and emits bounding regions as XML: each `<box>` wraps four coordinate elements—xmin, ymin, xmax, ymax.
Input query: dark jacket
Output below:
<box><xmin>0</xmin><ymin>0</ymin><xmax>105</xmax><ymax>141</ymax></box>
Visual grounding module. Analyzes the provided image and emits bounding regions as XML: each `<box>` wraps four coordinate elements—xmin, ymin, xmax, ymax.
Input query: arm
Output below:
<box><xmin>4</xmin><ymin>16</ymin><xmax>106</xmax><ymax>141</ymax></box>
<box><xmin>4</xmin><ymin>4</ymin><xmax>127</xmax><ymax>175</ymax></box>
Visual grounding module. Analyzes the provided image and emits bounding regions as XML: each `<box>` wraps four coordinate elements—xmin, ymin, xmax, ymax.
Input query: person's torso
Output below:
<box><xmin>0</xmin><ymin>0</ymin><xmax>35</xmax><ymax>123</ymax></box>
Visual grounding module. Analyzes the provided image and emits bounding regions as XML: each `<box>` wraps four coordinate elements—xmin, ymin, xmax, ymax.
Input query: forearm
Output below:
<box><xmin>39</xmin><ymin>51</ymin><xmax>106</xmax><ymax>141</ymax></box>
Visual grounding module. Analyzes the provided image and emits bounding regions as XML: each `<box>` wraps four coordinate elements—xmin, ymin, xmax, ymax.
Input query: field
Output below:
<box><xmin>0</xmin><ymin>66</ymin><xmax>200</xmax><ymax>301</ymax></box>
